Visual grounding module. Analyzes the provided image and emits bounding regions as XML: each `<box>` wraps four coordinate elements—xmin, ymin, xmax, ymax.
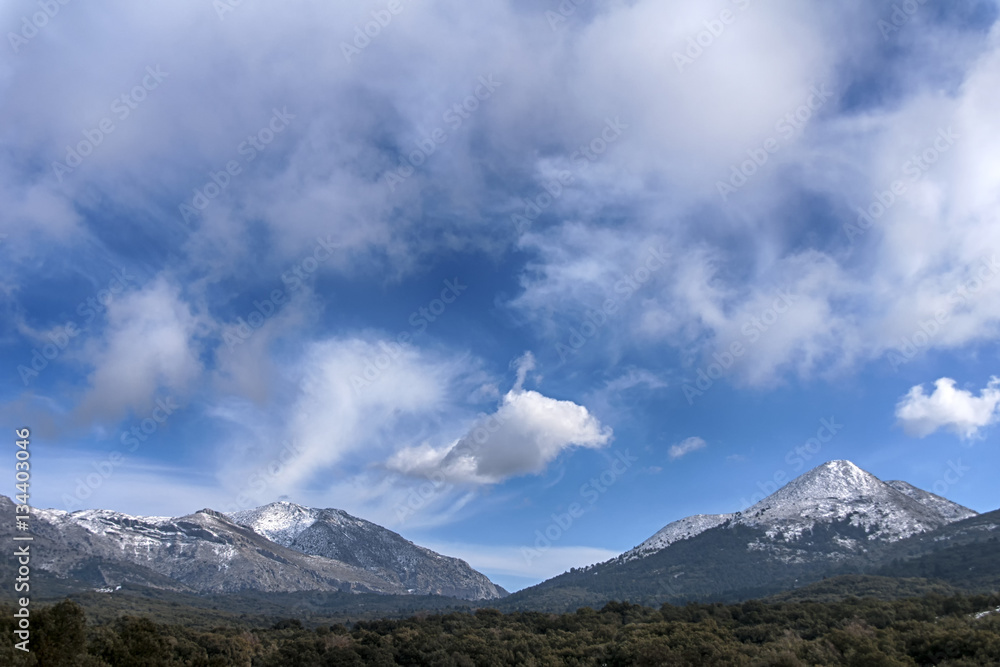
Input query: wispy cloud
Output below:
<box><xmin>669</xmin><ymin>436</ymin><xmax>707</xmax><ymax>460</ymax></box>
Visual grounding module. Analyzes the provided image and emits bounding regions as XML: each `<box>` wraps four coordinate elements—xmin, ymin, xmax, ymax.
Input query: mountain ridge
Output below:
<box><xmin>502</xmin><ymin>459</ymin><xmax>989</xmax><ymax>611</ymax></box>
<box><xmin>620</xmin><ymin>459</ymin><xmax>976</xmax><ymax>563</ymax></box>
<box><xmin>227</xmin><ymin>501</ymin><xmax>506</xmax><ymax>600</ymax></box>
<box><xmin>0</xmin><ymin>496</ymin><xmax>505</xmax><ymax>601</ymax></box>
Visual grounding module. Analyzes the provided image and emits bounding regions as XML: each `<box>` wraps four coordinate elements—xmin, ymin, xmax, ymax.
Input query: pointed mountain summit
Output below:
<box><xmin>621</xmin><ymin>460</ymin><xmax>910</xmax><ymax>558</ymax></box>
<box><xmin>623</xmin><ymin>460</ymin><xmax>977</xmax><ymax>558</ymax></box>
<box><xmin>508</xmin><ymin>460</ymin><xmax>984</xmax><ymax>611</ymax></box>
<box><xmin>736</xmin><ymin>459</ymin><xmax>958</xmax><ymax>542</ymax></box>
<box><xmin>227</xmin><ymin>502</ymin><xmax>507</xmax><ymax>600</ymax></box>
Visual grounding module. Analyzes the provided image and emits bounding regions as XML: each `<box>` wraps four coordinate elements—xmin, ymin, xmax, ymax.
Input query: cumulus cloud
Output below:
<box><xmin>507</xmin><ymin>6</ymin><xmax>1000</xmax><ymax>388</ymax></box>
<box><xmin>895</xmin><ymin>377</ymin><xmax>1000</xmax><ymax>439</ymax></box>
<box><xmin>669</xmin><ymin>436</ymin><xmax>707</xmax><ymax>460</ymax></box>
<box><xmin>75</xmin><ymin>279</ymin><xmax>205</xmax><ymax>423</ymax></box>
<box><xmin>388</xmin><ymin>361</ymin><xmax>612</xmax><ymax>484</ymax></box>
<box><xmin>6</xmin><ymin>0</ymin><xmax>1000</xmax><ymax>395</ymax></box>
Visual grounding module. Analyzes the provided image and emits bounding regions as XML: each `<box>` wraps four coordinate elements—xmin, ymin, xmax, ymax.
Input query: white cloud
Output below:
<box><xmin>669</xmin><ymin>436</ymin><xmax>707</xmax><ymax>460</ymax></box>
<box><xmin>207</xmin><ymin>346</ymin><xmax>611</xmax><ymax>524</ymax></box>
<box><xmin>511</xmin><ymin>350</ymin><xmax>536</xmax><ymax>392</ymax></box>
<box><xmin>212</xmin><ymin>336</ymin><xmax>472</xmax><ymax>495</ymax></box>
<box><xmin>895</xmin><ymin>376</ymin><xmax>1000</xmax><ymax>439</ymax></box>
<box><xmin>506</xmin><ymin>10</ymin><xmax>1000</xmax><ymax>389</ymax></box>
<box><xmin>6</xmin><ymin>0</ymin><xmax>999</xmax><ymax>395</ymax></box>
<box><xmin>388</xmin><ymin>375</ymin><xmax>612</xmax><ymax>485</ymax></box>
<box><xmin>75</xmin><ymin>279</ymin><xmax>205</xmax><ymax>423</ymax></box>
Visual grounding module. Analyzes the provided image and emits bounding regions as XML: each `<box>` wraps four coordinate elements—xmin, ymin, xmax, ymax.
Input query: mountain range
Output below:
<box><xmin>3</xmin><ymin>459</ymin><xmax>997</xmax><ymax>613</ymax></box>
<box><xmin>0</xmin><ymin>496</ymin><xmax>505</xmax><ymax>601</ymax></box>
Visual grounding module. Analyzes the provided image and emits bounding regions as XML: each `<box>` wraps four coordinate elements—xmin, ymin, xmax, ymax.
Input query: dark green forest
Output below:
<box><xmin>3</xmin><ymin>587</ymin><xmax>999</xmax><ymax>666</ymax></box>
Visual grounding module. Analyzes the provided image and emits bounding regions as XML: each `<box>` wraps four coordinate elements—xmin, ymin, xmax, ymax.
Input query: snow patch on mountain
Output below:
<box><xmin>884</xmin><ymin>480</ymin><xmax>978</xmax><ymax>522</ymax></box>
<box><xmin>626</xmin><ymin>460</ymin><xmax>979</xmax><ymax>562</ymax></box>
<box><xmin>623</xmin><ymin>514</ymin><xmax>733</xmax><ymax>561</ymax></box>
<box><xmin>735</xmin><ymin>460</ymin><xmax>952</xmax><ymax>542</ymax></box>
<box><xmin>227</xmin><ymin>501</ymin><xmax>319</xmax><ymax>546</ymax></box>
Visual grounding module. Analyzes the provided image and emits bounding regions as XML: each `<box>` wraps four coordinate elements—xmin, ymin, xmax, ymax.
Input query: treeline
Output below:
<box><xmin>2</xmin><ymin>592</ymin><xmax>1000</xmax><ymax>666</ymax></box>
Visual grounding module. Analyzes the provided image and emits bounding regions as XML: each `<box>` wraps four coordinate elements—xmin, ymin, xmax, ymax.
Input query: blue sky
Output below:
<box><xmin>2</xmin><ymin>0</ymin><xmax>1000</xmax><ymax>593</ymax></box>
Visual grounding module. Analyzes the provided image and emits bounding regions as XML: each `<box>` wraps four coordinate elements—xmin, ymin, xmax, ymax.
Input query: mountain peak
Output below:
<box><xmin>821</xmin><ymin>459</ymin><xmax>862</xmax><ymax>471</ymax></box>
<box><xmin>612</xmin><ymin>459</ymin><xmax>980</xmax><ymax>580</ymax></box>
<box><xmin>809</xmin><ymin>459</ymin><xmax>868</xmax><ymax>482</ymax></box>
<box><xmin>735</xmin><ymin>459</ymin><xmax>958</xmax><ymax>544</ymax></box>
<box><xmin>227</xmin><ymin>501</ymin><xmax>320</xmax><ymax>546</ymax></box>
<box><xmin>744</xmin><ymin>460</ymin><xmax>883</xmax><ymax>512</ymax></box>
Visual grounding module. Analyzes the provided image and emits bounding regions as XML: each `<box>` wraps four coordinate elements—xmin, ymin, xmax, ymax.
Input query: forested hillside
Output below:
<box><xmin>3</xmin><ymin>590</ymin><xmax>999</xmax><ymax>665</ymax></box>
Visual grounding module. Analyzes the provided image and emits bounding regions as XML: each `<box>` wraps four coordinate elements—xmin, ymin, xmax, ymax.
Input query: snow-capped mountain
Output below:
<box><xmin>227</xmin><ymin>502</ymin><xmax>506</xmax><ymax>600</ymax></box>
<box><xmin>735</xmin><ymin>460</ymin><xmax>965</xmax><ymax>543</ymax></box>
<box><xmin>0</xmin><ymin>497</ymin><xmax>505</xmax><ymax>600</ymax></box>
<box><xmin>623</xmin><ymin>460</ymin><xmax>976</xmax><ymax>561</ymax></box>
<box><xmin>506</xmin><ymin>460</ymin><xmax>985</xmax><ymax>610</ymax></box>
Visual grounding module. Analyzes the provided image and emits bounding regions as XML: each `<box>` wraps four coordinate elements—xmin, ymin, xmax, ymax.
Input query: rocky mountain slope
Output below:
<box><xmin>502</xmin><ymin>460</ymin><xmax>986</xmax><ymax>611</ymax></box>
<box><xmin>227</xmin><ymin>501</ymin><xmax>506</xmax><ymax>600</ymax></box>
<box><xmin>623</xmin><ymin>461</ymin><xmax>975</xmax><ymax>562</ymax></box>
<box><xmin>0</xmin><ymin>497</ymin><xmax>505</xmax><ymax>601</ymax></box>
